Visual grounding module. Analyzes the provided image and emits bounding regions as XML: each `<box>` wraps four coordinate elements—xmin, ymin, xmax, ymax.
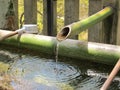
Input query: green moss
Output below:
<box><xmin>0</xmin><ymin>62</ymin><xmax>9</xmax><ymax>73</ymax></box>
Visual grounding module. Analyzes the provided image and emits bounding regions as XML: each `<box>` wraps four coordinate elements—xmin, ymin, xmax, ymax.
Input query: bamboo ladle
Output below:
<box><xmin>0</xmin><ymin>24</ymin><xmax>38</xmax><ymax>41</ymax></box>
<box><xmin>100</xmin><ymin>59</ymin><xmax>120</xmax><ymax>90</ymax></box>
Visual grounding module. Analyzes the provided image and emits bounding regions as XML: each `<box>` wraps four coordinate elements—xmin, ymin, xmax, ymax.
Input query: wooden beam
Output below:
<box><xmin>24</xmin><ymin>0</ymin><xmax>37</xmax><ymax>24</ymax></box>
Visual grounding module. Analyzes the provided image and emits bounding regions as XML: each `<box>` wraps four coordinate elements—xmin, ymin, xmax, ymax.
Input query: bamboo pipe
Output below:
<box><xmin>0</xmin><ymin>31</ymin><xmax>18</xmax><ymax>41</ymax></box>
<box><xmin>0</xmin><ymin>24</ymin><xmax>38</xmax><ymax>41</ymax></box>
<box><xmin>100</xmin><ymin>59</ymin><xmax>120</xmax><ymax>90</ymax></box>
<box><xmin>56</xmin><ymin>6</ymin><xmax>114</xmax><ymax>41</ymax></box>
<box><xmin>0</xmin><ymin>30</ymin><xmax>120</xmax><ymax>65</ymax></box>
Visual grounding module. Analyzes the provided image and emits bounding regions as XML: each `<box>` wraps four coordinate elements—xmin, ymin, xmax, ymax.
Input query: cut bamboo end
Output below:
<box><xmin>56</xmin><ymin>6</ymin><xmax>114</xmax><ymax>41</ymax></box>
<box><xmin>56</xmin><ymin>26</ymin><xmax>71</xmax><ymax>41</ymax></box>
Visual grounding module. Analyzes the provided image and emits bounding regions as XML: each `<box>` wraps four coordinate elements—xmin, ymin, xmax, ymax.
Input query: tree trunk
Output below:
<box><xmin>0</xmin><ymin>0</ymin><xmax>17</xmax><ymax>30</ymax></box>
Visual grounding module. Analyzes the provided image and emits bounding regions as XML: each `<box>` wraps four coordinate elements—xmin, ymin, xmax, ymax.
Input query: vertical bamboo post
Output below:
<box><xmin>64</xmin><ymin>0</ymin><xmax>79</xmax><ymax>39</ymax></box>
<box><xmin>43</xmin><ymin>0</ymin><xmax>57</xmax><ymax>36</ymax></box>
<box><xmin>24</xmin><ymin>0</ymin><xmax>37</xmax><ymax>24</ymax></box>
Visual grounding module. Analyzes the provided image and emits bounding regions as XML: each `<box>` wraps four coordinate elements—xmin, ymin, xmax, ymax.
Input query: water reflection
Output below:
<box><xmin>9</xmin><ymin>56</ymin><xmax>81</xmax><ymax>82</ymax></box>
<box><xmin>0</xmin><ymin>47</ymin><xmax>120</xmax><ymax>90</ymax></box>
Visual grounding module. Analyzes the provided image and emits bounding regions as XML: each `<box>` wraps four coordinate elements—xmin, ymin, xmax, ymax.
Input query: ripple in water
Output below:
<box><xmin>9</xmin><ymin>56</ymin><xmax>81</xmax><ymax>83</ymax></box>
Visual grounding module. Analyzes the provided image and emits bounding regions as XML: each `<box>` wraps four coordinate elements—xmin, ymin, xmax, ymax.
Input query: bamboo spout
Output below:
<box><xmin>56</xmin><ymin>6</ymin><xmax>114</xmax><ymax>41</ymax></box>
<box><xmin>56</xmin><ymin>26</ymin><xmax>71</xmax><ymax>41</ymax></box>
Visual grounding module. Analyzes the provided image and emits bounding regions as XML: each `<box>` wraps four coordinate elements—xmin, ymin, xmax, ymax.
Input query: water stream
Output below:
<box><xmin>55</xmin><ymin>41</ymin><xmax>60</xmax><ymax>63</ymax></box>
<box><xmin>55</xmin><ymin>41</ymin><xmax>60</xmax><ymax>80</ymax></box>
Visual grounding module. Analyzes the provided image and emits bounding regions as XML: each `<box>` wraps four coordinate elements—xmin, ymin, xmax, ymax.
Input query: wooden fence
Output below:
<box><xmin>0</xmin><ymin>0</ymin><xmax>120</xmax><ymax>45</ymax></box>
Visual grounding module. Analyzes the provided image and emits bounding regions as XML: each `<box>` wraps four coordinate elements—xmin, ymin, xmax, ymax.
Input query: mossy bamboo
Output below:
<box><xmin>57</xmin><ymin>6</ymin><xmax>114</xmax><ymax>41</ymax></box>
<box><xmin>0</xmin><ymin>30</ymin><xmax>120</xmax><ymax>65</ymax></box>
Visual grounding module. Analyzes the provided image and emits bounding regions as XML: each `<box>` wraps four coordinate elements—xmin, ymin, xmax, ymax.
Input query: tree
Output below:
<box><xmin>0</xmin><ymin>0</ymin><xmax>17</xmax><ymax>30</ymax></box>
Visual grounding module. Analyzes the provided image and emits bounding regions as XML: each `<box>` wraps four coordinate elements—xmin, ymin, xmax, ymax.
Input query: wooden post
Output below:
<box><xmin>13</xmin><ymin>0</ymin><xmax>18</xmax><ymax>29</ymax></box>
<box><xmin>43</xmin><ymin>0</ymin><xmax>47</xmax><ymax>35</ymax></box>
<box><xmin>43</xmin><ymin>0</ymin><xmax>57</xmax><ymax>36</ymax></box>
<box><xmin>88</xmin><ymin>0</ymin><xmax>103</xmax><ymax>43</ymax></box>
<box><xmin>117</xmin><ymin>0</ymin><xmax>120</xmax><ymax>45</ymax></box>
<box><xmin>103</xmin><ymin>0</ymin><xmax>117</xmax><ymax>45</ymax></box>
<box><xmin>88</xmin><ymin>0</ymin><xmax>116</xmax><ymax>44</ymax></box>
<box><xmin>64</xmin><ymin>0</ymin><xmax>79</xmax><ymax>39</ymax></box>
<box><xmin>24</xmin><ymin>0</ymin><xmax>37</xmax><ymax>24</ymax></box>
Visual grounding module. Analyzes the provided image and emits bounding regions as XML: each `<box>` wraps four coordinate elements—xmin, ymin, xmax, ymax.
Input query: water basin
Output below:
<box><xmin>0</xmin><ymin>45</ymin><xmax>120</xmax><ymax>90</ymax></box>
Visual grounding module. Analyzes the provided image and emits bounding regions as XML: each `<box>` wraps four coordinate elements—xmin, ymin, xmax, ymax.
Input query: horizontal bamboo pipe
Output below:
<box><xmin>57</xmin><ymin>6</ymin><xmax>114</xmax><ymax>41</ymax></box>
<box><xmin>0</xmin><ymin>30</ymin><xmax>120</xmax><ymax>65</ymax></box>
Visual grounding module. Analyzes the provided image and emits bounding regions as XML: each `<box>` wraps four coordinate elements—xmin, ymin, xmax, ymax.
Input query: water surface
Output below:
<box><xmin>0</xmin><ymin>45</ymin><xmax>120</xmax><ymax>90</ymax></box>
